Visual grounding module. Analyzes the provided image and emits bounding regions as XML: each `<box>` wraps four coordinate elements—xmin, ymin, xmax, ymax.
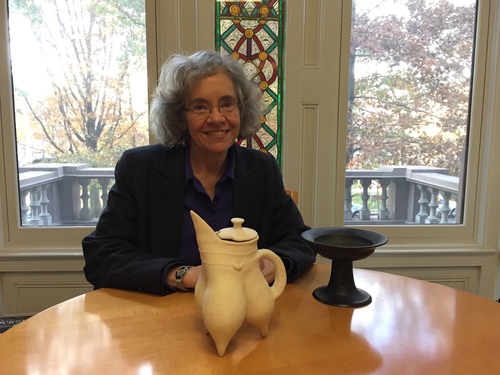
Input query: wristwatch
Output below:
<box><xmin>175</xmin><ymin>265</ymin><xmax>192</xmax><ymax>291</ymax></box>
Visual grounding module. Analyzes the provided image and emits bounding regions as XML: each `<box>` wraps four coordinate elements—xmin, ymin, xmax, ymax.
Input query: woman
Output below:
<box><xmin>82</xmin><ymin>50</ymin><xmax>315</xmax><ymax>295</ymax></box>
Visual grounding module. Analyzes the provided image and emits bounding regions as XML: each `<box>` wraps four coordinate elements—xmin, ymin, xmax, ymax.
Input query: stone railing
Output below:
<box><xmin>19</xmin><ymin>163</ymin><xmax>114</xmax><ymax>226</ymax></box>
<box><xmin>18</xmin><ymin>164</ymin><xmax>460</xmax><ymax>226</ymax></box>
<box><xmin>345</xmin><ymin>166</ymin><xmax>461</xmax><ymax>225</ymax></box>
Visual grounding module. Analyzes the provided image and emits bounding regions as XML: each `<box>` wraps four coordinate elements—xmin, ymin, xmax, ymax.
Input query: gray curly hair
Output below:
<box><xmin>150</xmin><ymin>50</ymin><xmax>262</xmax><ymax>146</ymax></box>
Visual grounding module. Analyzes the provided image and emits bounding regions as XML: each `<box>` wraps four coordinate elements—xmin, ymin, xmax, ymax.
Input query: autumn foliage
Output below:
<box><xmin>12</xmin><ymin>0</ymin><xmax>148</xmax><ymax>167</ymax></box>
<box><xmin>347</xmin><ymin>0</ymin><xmax>475</xmax><ymax>177</ymax></box>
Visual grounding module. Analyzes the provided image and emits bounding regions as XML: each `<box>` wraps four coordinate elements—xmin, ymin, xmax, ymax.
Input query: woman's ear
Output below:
<box><xmin>181</xmin><ymin>129</ymin><xmax>190</xmax><ymax>145</ymax></box>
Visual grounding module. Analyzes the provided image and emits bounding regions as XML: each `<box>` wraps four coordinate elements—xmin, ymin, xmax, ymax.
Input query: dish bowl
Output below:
<box><xmin>302</xmin><ymin>227</ymin><xmax>387</xmax><ymax>307</ymax></box>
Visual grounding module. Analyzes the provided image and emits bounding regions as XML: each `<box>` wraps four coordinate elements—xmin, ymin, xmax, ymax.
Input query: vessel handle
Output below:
<box><xmin>256</xmin><ymin>249</ymin><xmax>287</xmax><ymax>299</ymax></box>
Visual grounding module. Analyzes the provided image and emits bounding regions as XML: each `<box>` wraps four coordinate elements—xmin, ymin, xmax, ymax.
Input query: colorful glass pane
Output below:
<box><xmin>216</xmin><ymin>0</ymin><xmax>282</xmax><ymax>166</ymax></box>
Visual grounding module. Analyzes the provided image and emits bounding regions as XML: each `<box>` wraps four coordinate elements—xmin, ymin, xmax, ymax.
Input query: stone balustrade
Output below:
<box><xmin>345</xmin><ymin>166</ymin><xmax>461</xmax><ymax>225</ymax></box>
<box><xmin>19</xmin><ymin>163</ymin><xmax>114</xmax><ymax>226</ymax></box>
<box><xmin>18</xmin><ymin>164</ymin><xmax>461</xmax><ymax>226</ymax></box>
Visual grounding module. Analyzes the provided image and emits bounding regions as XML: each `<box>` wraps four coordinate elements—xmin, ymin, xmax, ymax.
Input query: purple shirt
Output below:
<box><xmin>178</xmin><ymin>145</ymin><xmax>235</xmax><ymax>265</ymax></box>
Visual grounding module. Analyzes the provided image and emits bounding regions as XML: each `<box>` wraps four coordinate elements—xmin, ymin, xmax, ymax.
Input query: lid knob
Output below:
<box><xmin>217</xmin><ymin>218</ymin><xmax>258</xmax><ymax>242</ymax></box>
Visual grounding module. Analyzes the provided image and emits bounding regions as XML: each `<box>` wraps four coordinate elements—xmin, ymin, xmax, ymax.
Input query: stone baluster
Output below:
<box><xmin>439</xmin><ymin>191</ymin><xmax>452</xmax><ymax>224</ymax></box>
<box><xmin>360</xmin><ymin>179</ymin><xmax>371</xmax><ymax>220</ymax></box>
<box><xmin>79</xmin><ymin>178</ymin><xmax>93</xmax><ymax>220</ymax></box>
<box><xmin>20</xmin><ymin>189</ymin><xmax>29</xmax><ymax>226</ymax></box>
<box><xmin>98</xmin><ymin>177</ymin><xmax>112</xmax><ymax>211</ymax></box>
<box><xmin>90</xmin><ymin>185</ymin><xmax>101</xmax><ymax>217</ymax></box>
<box><xmin>344</xmin><ymin>179</ymin><xmax>354</xmax><ymax>220</ymax></box>
<box><xmin>29</xmin><ymin>187</ymin><xmax>42</xmax><ymax>226</ymax></box>
<box><xmin>379</xmin><ymin>179</ymin><xmax>390</xmax><ymax>220</ymax></box>
<box><xmin>415</xmin><ymin>184</ymin><xmax>429</xmax><ymax>223</ymax></box>
<box><xmin>425</xmin><ymin>187</ymin><xmax>440</xmax><ymax>224</ymax></box>
<box><xmin>39</xmin><ymin>183</ymin><xmax>52</xmax><ymax>226</ymax></box>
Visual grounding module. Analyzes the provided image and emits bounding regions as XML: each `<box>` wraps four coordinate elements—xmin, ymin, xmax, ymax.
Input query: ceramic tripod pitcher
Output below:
<box><xmin>191</xmin><ymin>210</ymin><xmax>287</xmax><ymax>356</ymax></box>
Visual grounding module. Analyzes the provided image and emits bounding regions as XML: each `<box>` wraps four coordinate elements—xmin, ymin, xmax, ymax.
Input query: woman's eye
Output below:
<box><xmin>193</xmin><ymin>104</ymin><xmax>208</xmax><ymax>111</ymax></box>
<box><xmin>220</xmin><ymin>102</ymin><xmax>234</xmax><ymax>109</ymax></box>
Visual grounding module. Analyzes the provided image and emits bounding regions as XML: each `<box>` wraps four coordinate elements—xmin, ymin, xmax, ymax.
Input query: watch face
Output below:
<box><xmin>176</xmin><ymin>267</ymin><xmax>187</xmax><ymax>278</ymax></box>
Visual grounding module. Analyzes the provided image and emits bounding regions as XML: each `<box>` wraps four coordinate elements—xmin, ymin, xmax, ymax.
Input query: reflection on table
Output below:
<box><xmin>1</xmin><ymin>265</ymin><xmax>499</xmax><ymax>374</ymax></box>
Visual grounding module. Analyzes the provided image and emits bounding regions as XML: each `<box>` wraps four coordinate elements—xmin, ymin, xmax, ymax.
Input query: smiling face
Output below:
<box><xmin>183</xmin><ymin>72</ymin><xmax>241</xmax><ymax>161</ymax></box>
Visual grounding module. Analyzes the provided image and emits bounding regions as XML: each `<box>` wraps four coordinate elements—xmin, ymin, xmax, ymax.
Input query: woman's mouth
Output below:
<box><xmin>206</xmin><ymin>130</ymin><xmax>228</xmax><ymax>137</ymax></box>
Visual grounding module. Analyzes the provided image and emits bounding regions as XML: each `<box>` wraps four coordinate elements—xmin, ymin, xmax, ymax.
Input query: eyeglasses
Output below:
<box><xmin>183</xmin><ymin>100</ymin><xmax>240</xmax><ymax>118</ymax></box>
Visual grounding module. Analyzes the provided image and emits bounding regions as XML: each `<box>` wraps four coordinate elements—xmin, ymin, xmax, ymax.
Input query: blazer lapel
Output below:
<box><xmin>233</xmin><ymin>146</ymin><xmax>265</xmax><ymax>230</ymax></box>
<box><xmin>149</xmin><ymin>146</ymin><xmax>185</xmax><ymax>256</ymax></box>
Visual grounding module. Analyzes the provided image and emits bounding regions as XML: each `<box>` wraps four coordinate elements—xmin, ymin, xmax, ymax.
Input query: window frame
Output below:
<box><xmin>333</xmin><ymin>0</ymin><xmax>495</xmax><ymax>245</ymax></box>
<box><xmin>282</xmin><ymin>0</ymin><xmax>499</xmax><ymax>248</ymax></box>
<box><xmin>0</xmin><ymin>0</ymin><xmax>499</xmax><ymax>255</ymax></box>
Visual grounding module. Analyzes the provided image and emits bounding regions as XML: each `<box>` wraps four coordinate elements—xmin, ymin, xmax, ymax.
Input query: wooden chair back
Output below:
<box><xmin>285</xmin><ymin>189</ymin><xmax>299</xmax><ymax>205</ymax></box>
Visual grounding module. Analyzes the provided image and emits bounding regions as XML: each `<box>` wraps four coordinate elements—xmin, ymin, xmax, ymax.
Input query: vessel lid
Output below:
<box><xmin>217</xmin><ymin>218</ymin><xmax>258</xmax><ymax>242</ymax></box>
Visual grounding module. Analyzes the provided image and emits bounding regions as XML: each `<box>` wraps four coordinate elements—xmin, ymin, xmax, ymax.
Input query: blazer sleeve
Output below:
<box><xmin>82</xmin><ymin>147</ymin><xmax>184</xmax><ymax>295</ymax></box>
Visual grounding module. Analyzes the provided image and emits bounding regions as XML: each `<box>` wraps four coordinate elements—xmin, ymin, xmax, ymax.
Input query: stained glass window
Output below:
<box><xmin>216</xmin><ymin>0</ymin><xmax>283</xmax><ymax>166</ymax></box>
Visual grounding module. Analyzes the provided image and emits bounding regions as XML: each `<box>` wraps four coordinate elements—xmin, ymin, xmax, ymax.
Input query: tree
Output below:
<box><xmin>348</xmin><ymin>0</ymin><xmax>475</xmax><ymax>176</ymax></box>
<box><xmin>12</xmin><ymin>0</ymin><xmax>148</xmax><ymax>166</ymax></box>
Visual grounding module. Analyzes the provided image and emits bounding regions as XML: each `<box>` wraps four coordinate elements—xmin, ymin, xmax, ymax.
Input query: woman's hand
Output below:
<box><xmin>259</xmin><ymin>258</ymin><xmax>276</xmax><ymax>284</ymax></box>
<box><xmin>167</xmin><ymin>260</ymin><xmax>275</xmax><ymax>290</ymax></box>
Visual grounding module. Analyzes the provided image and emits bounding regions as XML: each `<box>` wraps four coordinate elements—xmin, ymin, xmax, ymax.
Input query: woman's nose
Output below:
<box><xmin>207</xmin><ymin>106</ymin><xmax>225</xmax><ymax>121</ymax></box>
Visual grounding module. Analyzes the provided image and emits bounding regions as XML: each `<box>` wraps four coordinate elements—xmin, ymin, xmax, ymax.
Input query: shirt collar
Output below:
<box><xmin>185</xmin><ymin>143</ymin><xmax>236</xmax><ymax>186</ymax></box>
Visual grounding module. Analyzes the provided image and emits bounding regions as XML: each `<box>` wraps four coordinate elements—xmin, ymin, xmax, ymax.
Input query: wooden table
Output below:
<box><xmin>1</xmin><ymin>265</ymin><xmax>499</xmax><ymax>374</ymax></box>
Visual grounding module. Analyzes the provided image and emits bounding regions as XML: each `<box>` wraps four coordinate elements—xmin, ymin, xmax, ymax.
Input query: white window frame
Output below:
<box><xmin>282</xmin><ymin>0</ymin><xmax>500</xmax><ymax>248</ymax></box>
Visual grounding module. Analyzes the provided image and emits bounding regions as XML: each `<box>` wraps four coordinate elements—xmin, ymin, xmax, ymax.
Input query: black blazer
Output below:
<box><xmin>82</xmin><ymin>143</ymin><xmax>315</xmax><ymax>295</ymax></box>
